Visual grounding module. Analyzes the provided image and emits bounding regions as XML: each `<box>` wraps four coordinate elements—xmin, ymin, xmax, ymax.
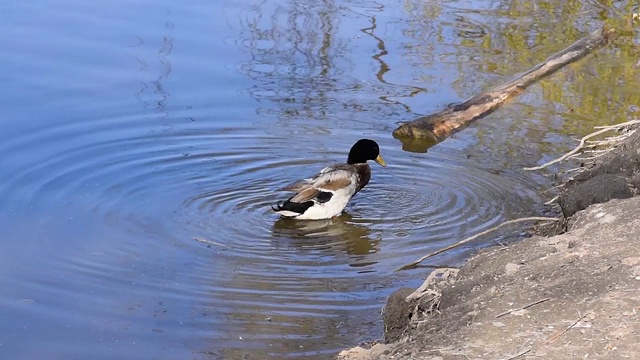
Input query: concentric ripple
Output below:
<box><xmin>0</xmin><ymin>104</ymin><xmax>547</xmax><ymax>360</ymax></box>
<box><xmin>0</xmin><ymin>116</ymin><xmax>548</xmax><ymax>360</ymax></box>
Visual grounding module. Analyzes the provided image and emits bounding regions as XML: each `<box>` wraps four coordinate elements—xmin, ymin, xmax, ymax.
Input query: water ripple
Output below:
<box><xmin>0</xmin><ymin>1</ymin><xmax>553</xmax><ymax>357</ymax></box>
<box><xmin>0</xmin><ymin>108</ymin><xmax>545</xmax><ymax>359</ymax></box>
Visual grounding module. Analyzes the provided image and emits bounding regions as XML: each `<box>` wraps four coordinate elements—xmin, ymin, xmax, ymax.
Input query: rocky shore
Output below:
<box><xmin>339</xmin><ymin>126</ymin><xmax>640</xmax><ymax>359</ymax></box>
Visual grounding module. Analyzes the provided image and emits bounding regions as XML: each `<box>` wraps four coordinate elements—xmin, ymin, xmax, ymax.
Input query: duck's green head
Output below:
<box><xmin>347</xmin><ymin>139</ymin><xmax>386</xmax><ymax>166</ymax></box>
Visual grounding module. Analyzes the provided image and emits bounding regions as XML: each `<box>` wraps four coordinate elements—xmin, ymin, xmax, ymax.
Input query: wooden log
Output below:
<box><xmin>393</xmin><ymin>26</ymin><xmax>617</xmax><ymax>145</ymax></box>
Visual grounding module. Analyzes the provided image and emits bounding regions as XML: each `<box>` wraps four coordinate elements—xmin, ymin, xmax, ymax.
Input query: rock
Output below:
<box><xmin>559</xmin><ymin>174</ymin><xmax>633</xmax><ymax>217</ymax></box>
<box><xmin>559</xmin><ymin>129</ymin><xmax>640</xmax><ymax>217</ymax></box>
<box><xmin>505</xmin><ymin>263</ymin><xmax>521</xmax><ymax>275</ymax></box>
<box><xmin>383</xmin><ymin>287</ymin><xmax>416</xmax><ymax>343</ymax></box>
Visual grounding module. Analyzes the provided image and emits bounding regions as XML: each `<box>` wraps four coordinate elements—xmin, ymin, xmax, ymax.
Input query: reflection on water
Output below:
<box><xmin>134</xmin><ymin>10</ymin><xmax>173</xmax><ymax>116</ymax></box>
<box><xmin>1</xmin><ymin>0</ymin><xmax>639</xmax><ymax>359</ymax></box>
<box><xmin>396</xmin><ymin>135</ymin><xmax>439</xmax><ymax>153</ymax></box>
<box><xmin>238</xmin><ymin>0</ymin><xmax>428</xmax><ymax>131</ymax></box>
<box><xmin>273</xmin><ymin>215</ymin><xmax>380</xmax><ymax>264</ymax></box>
<box><xmin>239</xmin><ymin>0</ymin><xmax>344</xmax><ymax>121</ymax></box>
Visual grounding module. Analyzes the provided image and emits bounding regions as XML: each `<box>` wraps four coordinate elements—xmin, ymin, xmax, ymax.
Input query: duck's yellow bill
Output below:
<box><xmin>375</xmin><ymin>154</ymin><xmax>387</xmax><ymax>167</ymax></box>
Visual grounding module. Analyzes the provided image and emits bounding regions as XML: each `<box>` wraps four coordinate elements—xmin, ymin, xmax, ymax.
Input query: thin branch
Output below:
<box><xmin>524</xmin><ymin>119</ymin><xmax>640</xmax><ymax>171</ymax></box>
<box><xmin>593</xmin><ymin>121</ymin><xmax>639</xmax><ymax>129</ymax></box>
<box><xmin>503</xmin><ymin>347</ymin><xmax>532</xmax><ymax>360</ymax></box>
<box><xmin>546</xmin><ymin>312</ymin><xmax>589</xmax><ymax>343</ymax></box>
<box><xmin>495</xmin><ymin>298</ymin><xmax>551</xmax><ymax>318</ymax></box>
<box><xmin>544</xmin><ymin>195</ymin><xmax>559</xmax><ymax>205</ymax></box>
<box><xmin>397</xmin><ymin>217</ymin><xmax>561</xmax><ymax>271</ymax></box>
<box><xmin>406</xmin><ymin>268</ymin><xmax>459</xmax><ymax>301</ymax></box>
<box><xmin>560</xmin><ymin>167</ymin><xmax>583</xmax><ymax>174</ymax></box>
<box><xmin>193</xmin><ymin>237</ymin><xmax>227</xmax><ymax>248</ymax></box>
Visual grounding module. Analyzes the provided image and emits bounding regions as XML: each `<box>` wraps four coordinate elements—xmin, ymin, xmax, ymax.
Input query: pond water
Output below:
<box><xmin>1</xmin><ymin>0</ymin><xmax>638</xmax><ymax>358</ymax></box>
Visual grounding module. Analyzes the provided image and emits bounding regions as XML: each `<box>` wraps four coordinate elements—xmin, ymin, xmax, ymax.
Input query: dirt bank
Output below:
<box><xmin>338</xmin><ymin>126</ymin><xmax>640</xmax><ymax>359</ymax></box>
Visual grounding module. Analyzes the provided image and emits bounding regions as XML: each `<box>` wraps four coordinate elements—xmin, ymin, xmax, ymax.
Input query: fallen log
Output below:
<box><xmin>393</xmin><ymin>26</ymin><xmax>617</xmax><ymax>148</ymax></box>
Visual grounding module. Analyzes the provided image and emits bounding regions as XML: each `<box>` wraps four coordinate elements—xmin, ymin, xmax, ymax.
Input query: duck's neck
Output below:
<box><xmin>353</xmin><ymin>163</ymin><xmax>371</xmax><ymax>193</ymax></box>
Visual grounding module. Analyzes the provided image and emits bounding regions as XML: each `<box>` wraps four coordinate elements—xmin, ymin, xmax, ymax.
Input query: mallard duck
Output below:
<box><xmin>272</xmin><ymin>139</ymin><xmax>386</xmax><ymax>220</ymax></box>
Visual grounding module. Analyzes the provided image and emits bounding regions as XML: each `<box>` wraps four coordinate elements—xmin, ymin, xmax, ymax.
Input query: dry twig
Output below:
<box><xmin>406</xmin><ymin>268</ymin><xmax>459</xmax><ymax>301</ymax></box>
<box><xmin>194</xmin><ymin>237</ymin><xmax>227</xmax><ymax>248</ymax></box>
<box><xmin>524</xmin><ymin>119</ymin><xmax>640</xmax><ymax>171</ymax></box>
<box><xmin>503</xmin><ymin>347</ymin><xmax>532</xmax><ymax>360</ymax></box>
<box><xmin>397</xmin><ymin>217</ymin><xmax>561</xmax><ymax>271</ymax></box>
<box><xmin>495</xmin><ymin>298</ymin><xmax>551</xmax><ymax>318</ymax></box>
<box><xmin>546</xmin><ymin>312</ymin><xmax>589</xmax><ymax>343</ymax></box>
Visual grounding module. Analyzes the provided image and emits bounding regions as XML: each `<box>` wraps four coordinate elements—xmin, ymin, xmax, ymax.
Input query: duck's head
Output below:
<box><xmin>347</xmin><ymin>139</ymin><xmax>386</xmax><ymax>166</ymax></box>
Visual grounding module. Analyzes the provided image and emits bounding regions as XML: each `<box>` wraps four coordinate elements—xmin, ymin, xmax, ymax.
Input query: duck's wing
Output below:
<box><xmin>273</xmin><ymin>165</ymin><xmax>358</xmax><ymax>218</ymax></box>
<box><xmin>280</xmin><ymin>180</ymin><xmax>312</xmax><ymax>192</ymax></box>
<box><xmin>279</xmin><ymin>164</ymin><xmax>341</xmax><ymax>192</ymax></box>
<box><xmin>288</xmin><ymin>187</ymin><xmax>321</xmax><ymax>203</ymax></box>
<box><xmin>288</xmin><ymin>168</ymin><xmax>355</xmax><ymax>203</ymax></box>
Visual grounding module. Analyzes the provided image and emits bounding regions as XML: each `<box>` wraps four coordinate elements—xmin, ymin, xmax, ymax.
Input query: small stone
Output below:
<box><xmin>599</xmin><ymin>214</ymin><xmax>617</xmax><ymax>223</ymax></box>
<box><xmin>492</xmin><ymin>321</ymin><xmax>506</xmax><ymax>327</ymax></box>
<box><xmin>622</xmin><ymin>257</ymin><xmax>640</xmax><ymax>266</ymax></box>
<box><xmin>505</xmin><ymin>263</ymin><xmax>521</xmax><ymax>275</ymax></box>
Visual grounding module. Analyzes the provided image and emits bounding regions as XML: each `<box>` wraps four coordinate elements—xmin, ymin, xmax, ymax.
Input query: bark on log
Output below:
<box><xmin>393</xmin><ymin>26</ymin><xmax>617</xmax><ymax>145</ymax></box>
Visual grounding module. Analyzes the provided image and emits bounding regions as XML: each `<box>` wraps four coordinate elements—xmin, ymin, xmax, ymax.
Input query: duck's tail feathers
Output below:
<box><xmin>271</xmin><ymin>200</ymin><xmax>314</xmax><ymax>217</ymax></box>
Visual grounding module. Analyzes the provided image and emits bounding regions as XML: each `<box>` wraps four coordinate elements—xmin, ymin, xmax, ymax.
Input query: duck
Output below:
<box><xmin>271</xmin><ymin>139</ymin><xmax>386</xmax><ymax>220</ymax></box>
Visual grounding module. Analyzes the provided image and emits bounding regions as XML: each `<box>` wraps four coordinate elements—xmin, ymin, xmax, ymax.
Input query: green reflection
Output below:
<box><xmin>399</xmin><ymin>0</ymin><xmax>639</xmax><ymax>165</ymax></box>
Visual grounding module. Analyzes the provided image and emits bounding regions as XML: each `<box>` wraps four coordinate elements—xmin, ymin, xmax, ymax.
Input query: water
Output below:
<box><xmin>1</xmin><ymin>0</ymin><xmax>638</xmax><ymax>358</ymax></box>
